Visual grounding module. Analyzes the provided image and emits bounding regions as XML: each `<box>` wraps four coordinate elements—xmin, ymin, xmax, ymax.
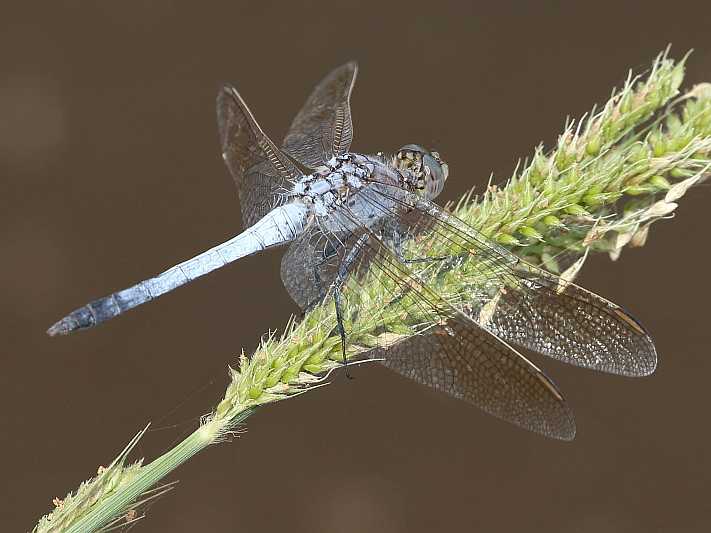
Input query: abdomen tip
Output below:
<box><xmin>47</xmin><ymin>318</ymin><xmax>74</xmax><ymax>337</ymax></box>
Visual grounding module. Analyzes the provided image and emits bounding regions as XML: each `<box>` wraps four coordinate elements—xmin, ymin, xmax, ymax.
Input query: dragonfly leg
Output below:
<box><xmin>302</xmin><ymin>243</ymin><xmax>340</xmax><ymax>312</ymax></box>
<box><xmin>389</xmin><ymin>229</ymin><xmax>452</xmax><ymax>265</ymax></box>
<box><xmin>331</xmin><ymin>234</ymin><xmax>370</xmax><ymax>378</ymax></box>
<box><xmin>402</xmin><ymin>255</ymin><xmax>451</xmax><ymax>264</ymax></box>
<box><xmin>332</xmin><ymin>290</ymin><xmax>352</xmax><ymax>378</ymax></box>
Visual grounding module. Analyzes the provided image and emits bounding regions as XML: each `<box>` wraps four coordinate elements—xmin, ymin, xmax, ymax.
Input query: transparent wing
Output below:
<box><xmin>282</xmin><ymin>62</ymin><xmax>357</xmax><ymax>169</ymax></box>
<box><xmin>281</xmin><ymin>226</ymin><xmax>344</xmax><ymax>310</ymax></box>
<box><xmin>281</xmin><ymin>238</ymin><xmax>320</xmax><ymax>311</ymax></box>
<box><xmin>374</xmin><ymin>318</ymin><xmax>575</xmax><ymax>440</ymax></box>
<box><xmin>312</xmin><ymin>214</ymin><xmax>575</xmax><ymax>440</ymax></box>
<box><xmin>357</xmin><ymin>185</ymin><xmax>657</xmax><ymax>377</ymax></box>
<box><xmin>217</xmin><ymin>84</ymin><xmax>301</xmax><ymax>228</ymax></box>
<box><xmin>281</xmin><ymin>221</ymin><xmax>380</xmax><ymax>310</ymax></box>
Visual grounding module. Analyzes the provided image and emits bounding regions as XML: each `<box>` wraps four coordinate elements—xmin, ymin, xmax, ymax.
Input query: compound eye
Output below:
<box><xmin>423</xmin><ymin>154</ymin><xmax>446</xmax><ymax>184</ymax></box>
<box><xmin>399</xmin><ymin>143</ymin><xmax>427</xmax><ymax>154</ymax></box>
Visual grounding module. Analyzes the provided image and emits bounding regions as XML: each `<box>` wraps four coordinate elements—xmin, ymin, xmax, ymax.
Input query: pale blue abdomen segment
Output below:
<box><xmin>47</xmin><ymin>203</ymin><xmax>309</xmax><ymax>336</ymax></box>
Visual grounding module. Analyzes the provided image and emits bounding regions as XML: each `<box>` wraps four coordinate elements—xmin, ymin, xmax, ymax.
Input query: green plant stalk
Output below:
<box><xmin>58</xmin><ymin>410</ymin><xmax>252</xmax><ymax>533</ymax></box>
<box><xmin>33</xmin><ymin>50</ymin><xmax>711</xmax><ymax>533</ymax></box>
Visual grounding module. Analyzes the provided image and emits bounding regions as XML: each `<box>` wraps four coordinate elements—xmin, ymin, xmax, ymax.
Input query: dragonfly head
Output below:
<box><xmin>395</xmin><ymin>144</ymin><xmax>449</xmax><ymax>200</ymax></box>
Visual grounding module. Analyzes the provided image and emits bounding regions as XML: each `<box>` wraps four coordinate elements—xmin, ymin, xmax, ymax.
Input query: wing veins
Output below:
<box><xmin>326</xmin><ymin>207</ymin><xmax>574</xmax><ymax>439</ymax></box>
<box><xmin>357</xmin><ymin>185</ymin><xmax>657</xmax><ymax>376</ymax></box>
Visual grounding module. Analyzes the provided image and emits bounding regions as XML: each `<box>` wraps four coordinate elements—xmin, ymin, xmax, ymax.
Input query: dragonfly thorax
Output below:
<box><xmin>291</xmin><ymin>154</ymin><xmax>380</xmax><ymax>217</ymax></box>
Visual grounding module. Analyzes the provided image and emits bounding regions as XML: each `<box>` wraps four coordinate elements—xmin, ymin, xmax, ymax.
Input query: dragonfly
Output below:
<box><xmin>48</xmin><ymin>62</ymin><xmax>657</xmax><ymax>440</ymax></box>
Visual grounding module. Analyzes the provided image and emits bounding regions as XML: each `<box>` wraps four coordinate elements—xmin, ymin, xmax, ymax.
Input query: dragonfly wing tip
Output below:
<box><xmin>637</xmin><ymin>350</ymin><xmax>658</xmax><ymax>377</ymax></box>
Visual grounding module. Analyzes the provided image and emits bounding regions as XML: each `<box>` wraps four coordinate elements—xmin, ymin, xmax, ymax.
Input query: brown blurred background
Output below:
<box><xmin>2</xmin><ymin>1</ymin><xmax>711</xmax><ymax>531</ymax></box>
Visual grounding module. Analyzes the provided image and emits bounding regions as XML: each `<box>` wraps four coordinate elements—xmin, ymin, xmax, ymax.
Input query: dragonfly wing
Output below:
<box><xmin>217</xmin><ymin>84</ymin><xmax>301</xmax><ymax>228</ymax></box>
<box><xmin>281</xmin><ymin>224</ymin><xmax>338</xmax><ymax>310</ymax></box>
<box><xmin>281</xmin><ymin>237</ymin><xmax>320</xmax><ymax>311</ymax></box>
<box><xmin>282</xmin><ymin>62</ymin><xmax>357</xmax><ymax>169</ymax></box>
<box><xmin>281</xmin><ymin>222</ymin><xmax>372</xmax><ymax>310</ymax></box>
<box><xmin>314</xmin><ymin>211</ymin><xmax>574</xmax><ymax>440</ymax></box>
<box><xmin>484</xmin><ymin>271</ymin><xmax>656</xmax><ymax>377</ymax></box>
<box><xmin>358</xmin><ymin>186</ymin><xmax>657</xmax><ymax>377</ymax></box>
<box><xmin>375</xmin><ymin>318</ymin><xmax>576</xmax><ymax>440</ymax></box>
